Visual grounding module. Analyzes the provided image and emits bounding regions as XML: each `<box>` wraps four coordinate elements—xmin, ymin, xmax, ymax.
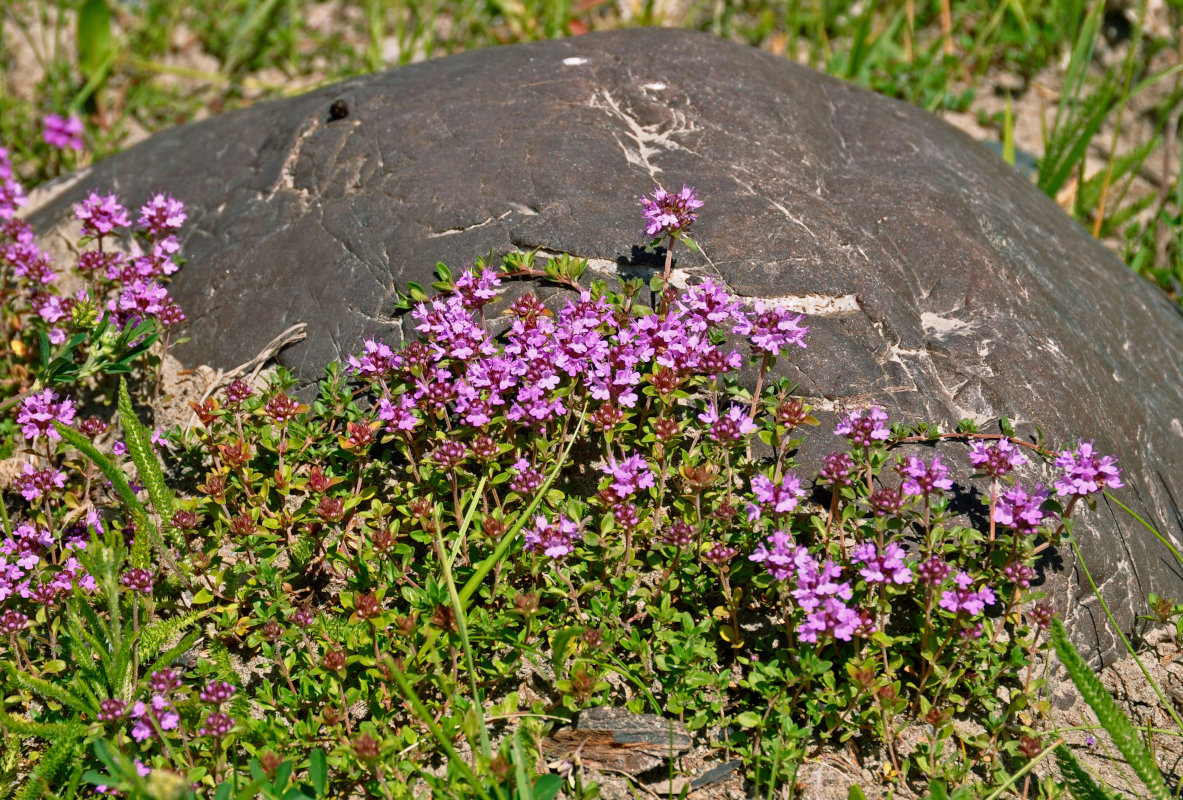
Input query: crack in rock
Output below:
<box><xmin>428</xmin><ymin>208</ymin><xmax>521</xmax><ymax>238</ymax></box>
<box><xmin>588</xmin><ymin>89</ymin><xmax>696</xmax><ymax>181</ymax></box>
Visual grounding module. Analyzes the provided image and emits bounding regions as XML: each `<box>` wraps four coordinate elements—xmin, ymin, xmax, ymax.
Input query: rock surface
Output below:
<box><xmin>25</xmin><ymin>28</ymin><xmax>1183</xmax><ymax>663</ymax></box>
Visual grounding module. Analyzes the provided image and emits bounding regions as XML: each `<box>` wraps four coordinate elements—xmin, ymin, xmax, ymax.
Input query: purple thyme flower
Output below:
<box><xmin>149</xmin><ymin>669</ymin><xmax>182</xmax><ymax>694</ymax></box>
<box><xmin>0</xmin><ymin>609</ymin><xmax>28</xmax><ymax>635</ymax></box>
<box><xmin>1003</xmin><ymin>562</ymin><xmax>1037</xmax><ymax>589</ymax></box>
<box><xmin>612</xmin><ymin>501</ymin><xmax>639</xmax><ymax>530</ymax></box>
<box><xmin>1029</xmin><ymin>602</ymin><xmax>1055</xmax><ymax>630</ymax></box>
<box><xmin>898</xmin><ymin>454</ymin><xmax>954</xmax><ymax>497</ymax></box>
<box><xmin>137</xmin><ymin>193</ymin><xmax>186</xmax><ymax>235</ymax></box>
<box><xmin>994</xmin><ymin>484</ymin><xmax>1052</xmax><ymax>535</ymax></box>
<box><xmin>506</xmin><ymin>384</ymin><xmax>567</xmax><ymax>426</ymax></box>
<box><xmin>939</xmin><ymin>571</ymin><xmax>996</xmax><ymax>617</ymax></box>
<box><xmin>639</xmin><ymin>184</ymin><xmax>703</xmax><ymax>238</ymax></box>
<box><xmin>523</xmin><ymin>514</ymin><xmax>581</xmax><ymax>559</ymax></box>
<box><xmin>2</xmin><ymin>522</ymin><xmax>54</xmax><ymax>570</ymax></box>
<box><xmin>120</xmin><ymin>569</ymin><xmax>154</xmax><ymax>595</ymax></box>
<box><xmin>290</xmin><ymin>606</ymin><xmax>316</xmax><ymax>628</ymax></box>
<box><xmin>509</xmin><ymin>459</ymin><xmax>544</xmax><ymax>494</ymax></box>
<box><xmin>0</xmin><ymin>175</ymin><xmax>27</xmax><ymax>220</ymax></box>
<box><xmin>664</xmin><ymin>521</ymin><xmax>695</xmax><ymax>548</ymax></box>
<box><xmin>129</xmin><ymin>697</ymin><xmax>179</xmax><ymax>742</ymax></box>
<box><xmin>4</xmin><ymin>240</ymin><xmax>55</xmax><ymax>284</ymax></box>
<box><xmin>850</xmin><ymin>542</ymin><xmax>912</xmax><ymax>584</ymax></box>
<box><xmin>791</xmin><ymin>553</ymin><xmax>853</xmax><ymax>613</ymax></box>
<box><xmin>453</xmin><ymin>267</ymin><xmax>501</xmax><ymax>310</ymax></box>
<box><xmin>378</xmin><ymin>394</ymin><xmax>420</xmax><ymax>433</ymax></box>
<box><xmin>676</xmin><ymin>279</ymin><xmax>745</xmax><ymax>333</ymax></box>
<box><xmin>817</xmin><ymin>452</ymin><xmax>856</xmax><ymax>486</ymax></box>
<box><xmin>732</xmin><ymin>301</ymin><xmax>809</xmax><ymax>356</ymax></box>
<box><xmin>74</xmin><ymin>192</ymin><xmax>130</xmax><ymax>237</ymax></box>
<box><xmin>602</xmin><ymin>452</ymin><xmax>655</xmax><ymax>498</ymax></box>
<box><xmin>199</xmin><ymin>712</ymin><xmax>235</xmax><ymax>739</ymax></box>
<box><xmin>1054</xmin><ymin>441</ymin><xmax>1123</xmax><ymax>498</ymax></box>
<box><xmin>13</xmin><ymin>462</ymin><xmax>66</xmax><ymax>502</ymax></box>
<box><xmin>798</xmin><ymin>597</ymin><xmax>860</xmax><ymax>643</ymax></box>
<box><xmin>835</xmin><ymin>406</ymin><xmax>890</xmax><ymax>447</ymax></box>
<box><xmin>412</xmin><ymin>294</ymin><xmax>496</xmax><ymax>362</ymax></box>
<box><xmin>42</xmin><ymin>114</ymin><xmax>83</xmax><ymax>151</ymax></box>
<box><xmin>97</xmin><ymin>698</ymin><xmax>126</xmax><ymax>721</ymax></box>
<box><xmin>551</xmin><ymin>291</ymin><xmax>613</xmax><ymax>377</ymax></box>
<box><xmin>348</xmin><ymin>339</ymin><xmax>400</xmax><ymax>377</ymax></box>
<box><xmin>869</xmin><ymin>487</ymin><xmax>904</xmax><ymax>516</ymax></box>
<box><xmin>702</xmin><ymin>542</ymin><xmax>738</xmax><ymax>565</ymax></box>
<box><xmin>18</xmin><ymin>389</ymin><xmax>76</xmax><ymax>441</ymax></box>
<box><xmin>958</xmin><ymin>622</ymin><xmax>984</xmax><ymax>640</ymax></box>
<box><xmin>749</xmin><ymin>531</ymin><xmax>804</xmax><ymax>581</ymax></box>
<box><xmin>698</xmin><ymin>404</ymin><xmax>758</xmax><ymax>443</ymax></box>
<box><xmin>968</xmin><ymin>437</ymin><xmax>1027</xmax><ymax>479</ymax></box>
<box><xmin>429</xmin><ymin>440</ymin><xmax>466</xmax><ymax>468</ymax></box>
<box><xmin>916</xmin><ymin>556</ymin><xmax>952</xmax><ymax>586</ymax></box>
<box><xmin>111</xmin><ymin>278</ymin><xmax>171</xmax><ymax>322</ymax></box>
<box><xmin>130</xmin><ymin>235</ymin><xmax>180</xmax><ymax>278</ymax></box>
<box><xmin>747</xmin><ymin>473</ymin><xmax>806</xmax><ymax>521</ymax></box>
<box><xmin>199</xmin><ymin>680</ymin><xmax>237</xmax><ymax>706</ymax></box>
<box><xmin>28</xmin><ymin>583</ymin><xmax>62</xmax><ymax>607</ymax></box>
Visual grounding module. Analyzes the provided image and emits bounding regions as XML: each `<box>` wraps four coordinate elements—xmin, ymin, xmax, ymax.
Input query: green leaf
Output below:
<box><xmin>308</xmin><ymin>749</ymin><xmax>326</xmax><ymax>798</ymax></box>
<box><xmin>1000</xmin><ymin>415</ymin><xmax>1016</xmax><ymax>438</ymax></box>
<box><xmin>533</xmin><ymin>775</ymin><xmax>562</xmax><ymax>800</ymax></box>
<box><xmin>77</xmin><ymin>0</ymin><xmax>113</xmax><ymax>82</ymax></box>
<box><xmin>549</xmin><ymin>626</ymin><xmax>585</xmax><ymax>679</ymax></box>
<box><xmin>735</xmin><ymin>711</ymin><xmax>762</xmax><ymax>728</ymax></box>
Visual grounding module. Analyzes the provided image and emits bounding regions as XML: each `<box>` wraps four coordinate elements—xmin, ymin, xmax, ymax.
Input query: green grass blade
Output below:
<box><xmin>386</xmin><ymin>667</ymin><xmax>489</xmax><ymax>799</ymax></box>
<box><xmin>1050</xmin><ymin>618</ymin><xmax>1169</xmax><ymax>799</ymax></box>
<box><xmin>222</xmin><ymin>0</ymin><xmax>284</xmax><ymax>77</ymax></box>
<box><xmin>434</xmin><ymin>475</ymin><xmax>491</xmax><ymax>759</ymax></box>
<box><xmin>76</xmin><ymin>0</ymin><xmax>112</xmax><ymax>81</ymax></box>
<box><xmin>1105</xmin><ymin>491</ymin><xmax>1183</xmax><ymax>571</ymax></box>
<box><xmin>459</xmin><ymin>402</ymin><xmax>587</xmax><ymax>607</ymax></box>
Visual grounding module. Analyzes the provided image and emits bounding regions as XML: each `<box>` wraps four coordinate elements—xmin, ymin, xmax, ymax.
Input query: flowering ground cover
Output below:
<box><xmin>3</xmin><ymin>119</ymin><xmax>1178</xmax><ymax>798</ymax></box>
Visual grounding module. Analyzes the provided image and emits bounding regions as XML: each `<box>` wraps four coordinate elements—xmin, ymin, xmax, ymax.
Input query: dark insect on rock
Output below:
<box><xmin>329</xmin><ymin>99</ymin><xmax>349</xmax><ymax>121</ymax></box>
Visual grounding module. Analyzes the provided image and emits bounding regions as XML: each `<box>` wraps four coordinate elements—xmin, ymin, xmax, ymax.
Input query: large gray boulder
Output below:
<box><xmin>27</xmin><ymin>28</ymin><xmax>1183</xmax><ymax>663</ymax></box>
